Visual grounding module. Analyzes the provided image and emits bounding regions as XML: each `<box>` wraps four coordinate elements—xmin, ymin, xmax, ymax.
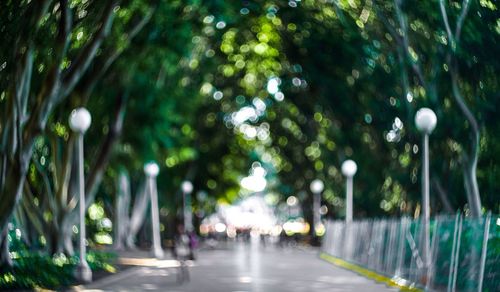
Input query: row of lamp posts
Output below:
<box><xmin>69</xmin><ymin>105</ymin><xmax>436</xmax><ymax>282</ymax></box>
<box><xmin>309</xmin><ymin>159</ymin><xmax>357</xmax><ymax>237</ymax></box>
<box><xmin>310</xmin><ymin>107</ymin><xmax>436</xmax><ymax>272</ymax></box>
<box><xmin>68</xmin><ymin>107</ymin><xmax>198</xmax><ymax>282</ymax></box>
<box><xmin>144</xmin><ymin>164</ymin><xmax>195</xmax><ymax>258</ymax></box>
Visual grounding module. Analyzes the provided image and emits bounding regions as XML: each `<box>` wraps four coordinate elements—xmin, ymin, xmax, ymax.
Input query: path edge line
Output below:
<box><xmin>319</xmin><ymin>252</ymin><xmax>421</xmax><ymax>292</ymax></box>
<box><xmin>70</xmin><ymin>266</ymin><xmax>145</xmax><ymax>291</ymax></box>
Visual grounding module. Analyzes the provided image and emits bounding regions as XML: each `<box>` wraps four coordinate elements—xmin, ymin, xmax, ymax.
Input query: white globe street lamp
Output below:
<box><xmin>181</xmin><ymin>181</ymin><xmax>194</xmax><ymax>232</ymax></box>
<box><xmin>310</xmin><ymin>179</ymin><xmax>324</xmax><ymax>237</ymax></box>
<box><xmin>341</xmin><ymin>160</ymin><xmax>357</xmax><ymax>223</ymax></box>
<box><xmin>310</xmin><ymin>179</ymin><xmax>324</xmax><ymax>194</ymax></box>
<box><xmin>144</xmin><ymin>162</ymin><xmax>159</xmax><ymax>177</ymax></box>
<box><xmin>181</xmin><ymin>180</ymin><xmax>193</xmax><ymax>194</ymax></box>
<box><xmin>415</xmin><ymin>108</ymin><xmax>437</xmax><ymax>271</ymax></box>
<box><xmin>69</xmin><ymin>108</ymin><xmax>92</xmax><ymax>283</ymax></box>
<box><xmin>415</xmin><ymin>108</ymin><xmax>437</xmax><ymax>135</ymax></box>
<box><xmin>144</xmin><ymin>162</ymin><xmax>163</xmax><ymax>259</ymax></box>
<box><xmin>69</xmin><ymin>108</ymin><xmax>92</xmax><ymax>133</ymax></box>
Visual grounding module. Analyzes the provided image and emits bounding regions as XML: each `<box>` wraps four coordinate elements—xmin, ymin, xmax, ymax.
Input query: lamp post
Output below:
<box><xmin>310</xmin><ymin>179</ymin><xmax>324</xmax><ymax>237</ymax></box>
<box><xmin>415</xmin><ymin>108</ymin><xmax>437</xmax><ymax>272</ymax></box>
<box><xmin>195</xmin><ymin>190</ymin><xmax>208</xmax><ymax>227</ymax></box>
<box><xmin>144</xmin><ymin>162</ymin><xmax>163</xmax><ymax>259</ymax></box>
<box><xmin>341</xmin><ymin>160</ymin><xmax>357</xmax><ymax>223</ymax></box>
<box><xmin>181</xmin><ymin>181</ymin><xmax>194</xmax><ymax>232</ymax></box>
<box><xmin>69</xmin><ymin>108</ymin><xmax>92</xmax><ymax>283</ymax></box>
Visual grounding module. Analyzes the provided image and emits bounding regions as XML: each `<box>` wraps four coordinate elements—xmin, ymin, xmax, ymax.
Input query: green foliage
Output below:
<box><xmin>0</xmin><ymin>249</ymin><xmax>116</xmax><ymax>290</ymax></box>
<box><xmin>1</xmin><ymin>228</ymin><xmax>116</xmax><ymax>289</ymax></box>
<box><xmin>1</xmin><ymin>0</ymin><xmax>499</xmax><ymax>262</ymax></box>
<box><xmin>0</xmin><ymin>252</ymin><xmax>75</xmax><ymax>289</ymax></box>
<box><xmin>199</xmin><ymin>0</ymin><xmax>500</xmax><ymax>217</ymax></box>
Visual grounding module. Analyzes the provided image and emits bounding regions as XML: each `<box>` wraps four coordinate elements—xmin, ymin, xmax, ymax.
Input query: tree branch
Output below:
<box><xmin>22</xmin><ymin>0</ymin><xmax>72</xmax><ymax>149</ymax></box>
<box><xmin>331</xmin><ymin>0</ymin><xmax>347</xmax><ymax>27</ymax></box>
<box><xmin>21</xmin><ymin>183</ymin><xmax>46</xmax><ymax>236</ymax></box>
<box><xmin>439</xmin><ymin>0</ymin><xmax>455</xmax><ymax>46</ymax></box>
<box><xmin>431</xmin><ymin>177</ymin><xmax>454</xmax><ymax>213</ymax></box>
<box><xmin>33</xmin><ymin>157</ymin><xmax>58</xmax><ymax>215</ymax></box>
<box><xmin>450</xmin><ymin>66</ymin><xmax>479</xmax><ymax>135</ymax></box>
<box><xmin>373</xmin><ymin>2</ymin><xmax>404</xmax><ymax>47</ymax></box>
<box><xmin>14</xmin><ymin>0</ymin><xmax>53</xmax><ymax>54</ymax></box>
<box><xmin>454</xmin><ymin>0</ymin><xmax>471</xmax><ymax>44</ymax></box>
<box><xmin>85</xmin><ymin>92</ymin><xmax>128</xmax><ymax>206</ymax></box>
<box><xmin>61</xmin><ymin>0</ymin><xmax>120</xmax><ymax>98</ymax></box>
<box><xmin>440</xmin><ymin>0</ymin><xmax>480</xmax><ymax>215</ymax></box>
<box><xmin>55</xmin><ymin>135</ymin><xmax>75</xmax><ymax>208</ymax></box>
<box><xmin>393</xmin><ymin>0</ymin><xmax>427</xmax><ymax>89</ymax></box>
<box><xmin>78</xmin><ymin>5</ymin><xmax>156</xmax><ymax>103</ymax></box>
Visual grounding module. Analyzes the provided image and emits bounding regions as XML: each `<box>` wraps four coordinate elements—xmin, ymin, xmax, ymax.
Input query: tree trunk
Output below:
<box><xmin>0</xmin><ymin>0</ymin><xmax>121</xmax><ymax>266</ymax></box>
<box><xmin>85</xmin><ymin>93</ymin><xmax>127</xmax><ymax>206</ymax></box>
<box><xmin>0</xmin><ymin>161</ymin><xmax>28</xmax><ymax>267</ymax></box>
<box><xmin>126</xmin><ymin>182</ymin><xmax>149</xmax><ymax>249</ymax></box>
<box><xmin>63</xmin><ymin>93</ymin><xmax>127</xmax><ymax>247</ymax></box>
<box><xmin>46</xmin><ymin>212</ymin><xmax>75</xmax><ymax>255</ymax></box>
<box><xmin>439</xmin><ymin>0</ymin><xmax>482</xmax><ymax>217</ymax></box>
<box><xmin>431</xmin><ymin>177</ymin><xmax>454</xmax><ymax>213</ymax></box>
<box><xmin>0</xmin><ymin>227</ymin><xmax>12</xmax><ymax>268</ymax></box>
<box><xmin>114</xmin><ymin>170</ymin><xmax>131</xmax><ymax>250</ymax></box>
<box><xmin>13</xmin><ymin>204</ymin><xmax>31</xmax><ymax>246</ymax></box>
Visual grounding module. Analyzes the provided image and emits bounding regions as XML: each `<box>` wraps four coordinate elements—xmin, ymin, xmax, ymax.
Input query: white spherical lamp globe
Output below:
<box><xmin>415</xmin><ymin>108</ymin><xmax>437</xmax><ymax>134</ymax></box>
<box><xmin>69</xmin><ymin>108</ymin><xmax>92</xmax><ymax>133</ymax></box>
<box><xmin>144</xmin><ymin>162</ymin><xmax>160</xmax><ymax>177</ymax></box>
<box><xmin>181</xmin><ymin>181</ymin><xmax>193</xmax><ymax>194</ymax></box>
<box><xmin>341</xmin><ymin>160</ymin><xmax>357</xmax><ymax>177</ymax></box>
<box><xmin>310</xmin><ymin>179</ymin><xmax>324</xmax><ymax>193</ymax></box>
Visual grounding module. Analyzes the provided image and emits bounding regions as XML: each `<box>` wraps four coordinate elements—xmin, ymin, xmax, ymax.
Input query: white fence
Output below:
<box><xmin>322</xmin><ymin>214</ymin><xmax>499</xmax><ymax>291</ymax></box>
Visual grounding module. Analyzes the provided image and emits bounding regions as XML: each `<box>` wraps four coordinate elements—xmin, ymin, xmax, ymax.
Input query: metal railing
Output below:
<box><xmin>321</xmin><ymin>214</ymin><xmax>499</xmax><ymax>291</ymax></box>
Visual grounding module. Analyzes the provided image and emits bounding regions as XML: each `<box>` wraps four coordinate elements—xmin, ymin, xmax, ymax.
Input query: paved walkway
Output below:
<box><xmin>79</xmin><ymin>240</ymin><xmax>397</xmax><ymax>292</ymax></box>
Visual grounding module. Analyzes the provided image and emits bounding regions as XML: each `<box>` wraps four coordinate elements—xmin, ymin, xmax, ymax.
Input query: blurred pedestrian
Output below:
<box><xmin>173</xmin><ymin>224</ymin><xmax>191</xmax><ymax>283</ymax></box>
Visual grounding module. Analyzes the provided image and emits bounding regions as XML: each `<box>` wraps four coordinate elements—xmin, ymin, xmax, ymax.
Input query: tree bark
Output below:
<box><xmin>126</xmin><ymin>182</ymin><xmax>149</xmax><ymax>249</ymax></box>
<box><xmin>431</xmin><ymin>177</ymin><xmax>454</xmax><ymax>213</ymax></box>
<box><xmin>0</xmin><ymin>227</ymin><xmax>12</xmax><ymax>268</ymax></box>
<box><xmin>0</xmin><ymin>0</ymin><xmax>121</xmax><ymax>265</ymax></box>
<box><xmin>1</xmin><ymin>0</ymin><xmax>152</xmax><ymax>258</ymax></box>
<box><xmin>62</xmin><ymin>92</ymin><xmax>128</xmax><ymax>246</ymax></box>
<box><xmin>85</xmin><ymin>93</ymin><xmax>128</xmax><ymax>203</ymax></box>
<box><xmin>439</xmin><ymin>0</ymin><xmax>482</xmax><ymax>216</ymax></box>
<box><xmin>114</xmin><ymin>170</ymin><xmax>131</xmax><ymax>250</ymax></box>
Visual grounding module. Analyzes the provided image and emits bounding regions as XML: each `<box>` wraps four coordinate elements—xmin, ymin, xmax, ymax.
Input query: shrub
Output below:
<box><xmin>0</xmin><ymin>250</ymin><xmax>116</xmax><ymax>290</ymax></box>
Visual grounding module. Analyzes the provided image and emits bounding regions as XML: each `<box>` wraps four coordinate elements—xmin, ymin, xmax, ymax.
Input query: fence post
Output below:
<box><xmin>385</xmin><ymin>220</ymin><xmax>397</xmax><ymax>274</ymax></box>
<box><xmin>478</xmin><ymin>212</ymin><xmax>491</xmax><ymax>292</ymax></box>
<box><xmin>395</xmin><ymin>217</ymin><xmax>406</xmax><ymax>279</ymax></box>
<box><xmin>426</xmin><ymin>216</ymin><xmax>440</xmax><ymax>291</ymax></box>
<box><xmin>334</xmin><ymin>221</ymin><xmax>342</xmax><ymax>257</ymax></box>
<box><xmin>447</xmin><ymin>213</ymin><xmax>460</xmax><ymax>292</ymax></box>
<box><xmin>451</xmin><ymin>214</ymin><xmax>463</xmax><ymax>292</ymax></box>
<box><xmin>340</xmin><ymin>221</ymin><xmax>346</xmax><ymax>259</ymax></box>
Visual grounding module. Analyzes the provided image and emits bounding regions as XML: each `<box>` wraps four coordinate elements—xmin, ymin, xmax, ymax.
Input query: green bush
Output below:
<box><xmin>0</xmin><ymin>250</ymin><xmax>116</xmax><ymax>290</ymax></box>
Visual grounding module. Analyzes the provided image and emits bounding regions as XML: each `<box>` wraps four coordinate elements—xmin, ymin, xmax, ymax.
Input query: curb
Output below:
<box><xmin>70</xmin><ymin>266</ymin><xmax>144</xmax><ymax>291</ymax></box>
<box><xmin>319</xmin><ymin>252</ymin><xmax>421</xmax><ymax>292</ymax></box>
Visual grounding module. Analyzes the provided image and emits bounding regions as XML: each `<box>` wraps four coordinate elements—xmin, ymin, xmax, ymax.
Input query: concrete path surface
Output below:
<box><xmin>78</xmin><ymin>240</ymin><xmax>397</xmax><ymax>292</ymax></box>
